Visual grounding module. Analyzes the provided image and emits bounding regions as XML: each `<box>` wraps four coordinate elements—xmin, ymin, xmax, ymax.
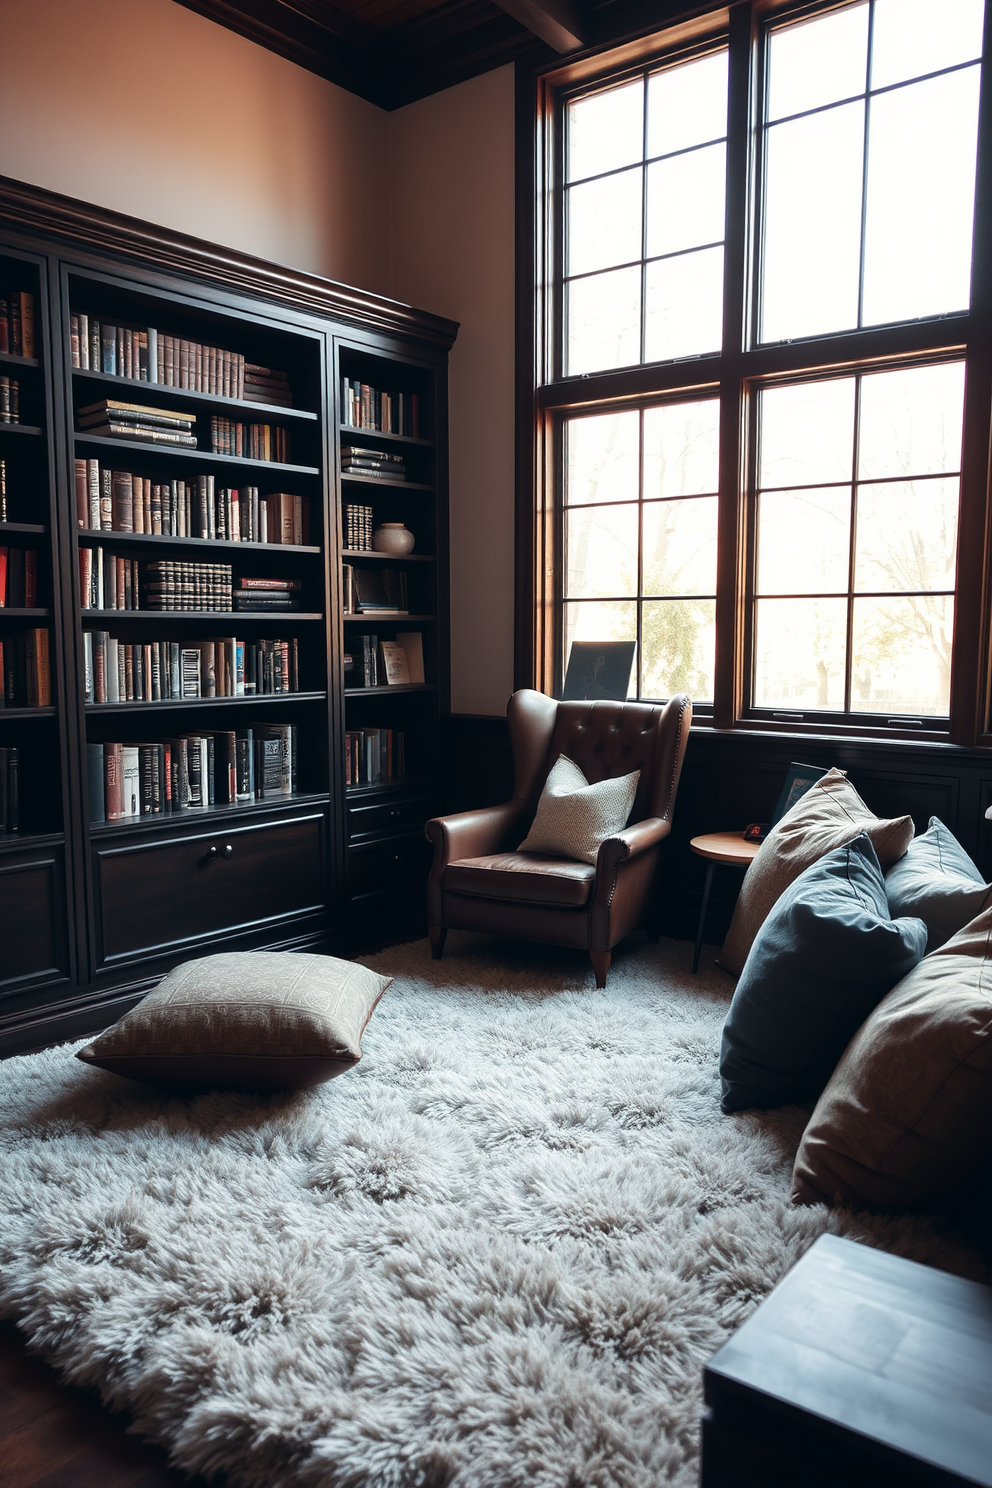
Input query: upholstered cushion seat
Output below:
<box><xmin>444</xmin><ymin>851</ymin><xmax>596</xmax><ymax>907</ymax></box>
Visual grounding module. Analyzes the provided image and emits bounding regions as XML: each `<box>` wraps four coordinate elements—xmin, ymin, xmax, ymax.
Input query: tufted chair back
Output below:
<box><xmin>507</xmin><ymin>688</ymin><xmax>690</xmax><ymax>829</ymax></box>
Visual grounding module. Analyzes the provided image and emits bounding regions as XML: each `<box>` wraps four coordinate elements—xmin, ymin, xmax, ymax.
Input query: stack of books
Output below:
<box><xmin>344</xmin><ymin>503</ymin><xmax>374</xmax><ymax>550</ymax></box>
<box><xmin>233</xmin><ymin>578</ymin><xmax>301</xmax><ymax>613</ymax></box>
<box><xmin>84</xmin><ymin>634</ymin><xmax>300</xmax><ymax>702</ymax></box>
<box><xmin>143</xmin><ymin>560</ymin><xmax>233</xmax><ymax>611</ymax></box>
<box><xmin>244</xmin><ymin>365</ymin><xmax>292</xmax><ymax>407</ymax></box>
<box><xmin>210</xmin><ymin>416</ymin><xmax>289</xmax><ymax>462</ymax></box>
<box><xmin>88</xmin><ymin>723</ymin><xmax>298</xmax><ymax>820</ymax></box>
<box><xmin>344</xmin><ymin>728</ymin><xmax>404</xmax><ymax>786</ymax></box>
<box><xmin>77</xmin><ymin>399</ymin><xmax>197</xmax><ymax>448</ymax></box>
<box><xmin>341</xmin><ymin>445</ymin><xmax>406</xmax><ymax>482</ymax></box>
<box><xmin>341</xmin><ymin>380</ymin><xmax>419</xmax><ymax>437</ymax></box>
<box><xmin>1</xmin><ymin>628</ymin><xmax>50</xmax><ymax>706</ymax></box>
<box><xmin>0</xmin><ymin>547</ymin><xmax>38</xmax><ymax>607</ymax></box>
<box><xmin>0</xmin><ymin>745</ymin><xmax>20</xmax><ymax>830</ymax></box>
<box><xmin>343</xmin><ymin>565</ymin><xmax>408</xmax><ymax>616</ymax></box>
<box><xmin>0</xmin><ymin>292</ymin><xmax>34</xmax><ymax>356</ymax></box>
<box><xmin>0</xmin><ymin>377</ymin><xmax>20</xmax><ymax>424</ymax></box>
<box><xmin>70</xmin><ymin>314</ymin><xmax>246</xmax><ymax>395</ymax></box>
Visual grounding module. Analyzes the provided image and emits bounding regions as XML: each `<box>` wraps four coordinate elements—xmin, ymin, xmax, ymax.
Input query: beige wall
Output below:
<box><xmin>0</xmin><ymin>2</ymin><xmax>517</xmax><ymax>716</ymax></box>
<box><xmin>390</xmin><ymin>67</ymin><xmax>516</xmax><ymax>717</ymax></box>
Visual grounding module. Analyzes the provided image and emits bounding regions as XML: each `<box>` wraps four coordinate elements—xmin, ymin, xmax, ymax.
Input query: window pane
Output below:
<box><xmin>567</xmin><ymin>80</ymin><xmax>644</xmax><ymax>182</ymax></box>
<box><xmin>862</xmin><ymin>69</ymin><xmax>980</xmax><ymax>327</ymax></box>
<box><xmin>753</xmin><ymin>598</ymin><xmax>847</xmax><ymax>709</ymax></box>
<box><xmin>644</xmin><ymin>246</ymin><xmax>723</xmax><ymax>362</ymax></box>
<box><xmin>566</xmin><ymin>266</ymin><xmax>641</xmax><ymax>375</ymax></box>
<box><xmin>643</xmin><ymin>400</ymin><xmax>720</xmax><ymax>497</ymax></box>
<box><xmin>766</xmin><ymin>4</ymin><xmax>868</xmax><ymax>122</ymax></box>
<box><xmin>642</xmin><ymin>600</ymin><xmax>715</xmax><ymax>701</ymax></box>
<box><xmin>851</xmin><ymin>596</ymin><xmax>952</xmax><ymax>714</ymax></box>
<box><xmin>564</xmin><ymin>602</ymin><xmax>638</xmax><ymax>697</ymax></box>
<box><xmin>858</xmin><ymin>363</ymin><xmax>965</xmax><ymax>479</ymax></box>
<box><xmin>759</xmin><ymin>379</ymin><xmax>855</xmax><ymax>488</ymax></box>
<box><xmin>566</xmin><ymin>412</ymin><xmax>640</xmax><ymax>506</ymax></box>
<box><xmin>647</xmin><ymin>50</ymin><xmax>728</xmax><ymax>157</ymax></box>
<box><xmin>854</xmin><ymin>479</ymin><xmax>959</xmax><ymax>594</ymax></box>
<box><xmin>871</xmin><ymin>0</ymin><xmax>984</xmax><ymax>90</ymax></box>
<box><xmin>567</xmin><ymin>169</ymin><xmax>642</xmax><ymax>277</ymax></box>
<box><xmin>756</xmin><ymin>488</ymin><xmax>851</xmax><ymax>595</ymax></box>
<box><xmin>646</xmin><ymin>143</ymin><xmax>725</xmax><ymax>257</ymax></box>
<box><xmin>643</xmin><ymin>496</ymin><xmax>718</xmax><ymax>596</ymax></box>
<box><xmin>566</xmin><ymin>504</ymin><xmax>638</xmax><ymax>598</ymax></box>
<box><xmin>761</xmin><ymin>102</ymin><xmax>864</xmax><ymax>343</ymax></box>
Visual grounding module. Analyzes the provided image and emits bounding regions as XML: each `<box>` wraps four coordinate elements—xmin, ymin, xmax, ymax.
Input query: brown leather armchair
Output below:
<box><xmin>425</xmin><ymin>689</ymin><xmax>691</xmax><ymax>987</ymax></box>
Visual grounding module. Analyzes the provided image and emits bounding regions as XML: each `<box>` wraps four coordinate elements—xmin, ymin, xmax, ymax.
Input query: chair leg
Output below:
<box><xmin>590</xmin><ymin>950</ymin><xmax>611</xmax><ymax>989</ymax></box>
<box><xmin>428</xmin><ymin>925</ymin><xmax>447</xmax><ymax>960</ymax></box>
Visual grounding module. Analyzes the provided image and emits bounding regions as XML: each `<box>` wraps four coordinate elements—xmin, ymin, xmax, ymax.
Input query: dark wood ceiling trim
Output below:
<box><xmin>489</xmin><ymin>0</ymin><xmax>585</xmax><ymax>52</ymax></box>
<box><xmin>0</xmin><ymin>174</ymin><xmax>460</xmax><ymax>349</ymax></box>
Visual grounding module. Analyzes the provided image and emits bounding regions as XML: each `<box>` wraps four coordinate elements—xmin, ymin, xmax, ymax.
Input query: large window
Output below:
<box><xmin>533</xmin><ymin>0</ymin><xmax>992</xmax><ymax>744</ymax></box>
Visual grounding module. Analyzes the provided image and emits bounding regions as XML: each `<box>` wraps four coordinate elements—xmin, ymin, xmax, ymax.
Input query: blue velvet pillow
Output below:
<box><xmin>884</xmin><ymin>816</ymin><xmax>992</xmax><ymax>951</ymax></box>
<box><xmin>720</xmin><ymin>833</ymin><xmax>927</xmax><ymax>1114</ymax></box>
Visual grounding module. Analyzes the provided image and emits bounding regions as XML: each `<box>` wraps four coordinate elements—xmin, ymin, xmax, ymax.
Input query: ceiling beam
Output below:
<box><xmin>488</xmin><ymin>0</ymin><xmax>586</xmax><ymax>52</ymax></box>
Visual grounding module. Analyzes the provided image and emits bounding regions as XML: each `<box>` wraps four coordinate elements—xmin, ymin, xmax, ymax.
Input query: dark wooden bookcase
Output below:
<box><xmin>0</xmin><ymin>176</ymin><xmax>455</xmax><ymax>1056</ymax></box>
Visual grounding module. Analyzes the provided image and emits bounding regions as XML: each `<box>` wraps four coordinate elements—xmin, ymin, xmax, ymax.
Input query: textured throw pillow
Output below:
<box><xmin>720</xmin><ymin>834</ymin><xmax>926</xmax><ymax>1113</ymax></box>
<box><xmin>884</xmin><ymin>816</ymin><xmax>992</xmax><ymax>951</ymax></box>
<box><xmin>77</xmin><ymin>951</ymin><xmax>391</xmax><ymax>1090</ymax></box>
<box><xmin>791</xmin><ymin>906</ymin><xmax>992</xmax><ymax>1211</ymax></box>
<box><xmin>717</xmin><ymin>768</ymin><xmax>914</xmax><ymax>975</ymax></box>
<box><xmin>519</xmin><ymin>754</ymin><xmax>640</xmax><ymax>865</ymax></box>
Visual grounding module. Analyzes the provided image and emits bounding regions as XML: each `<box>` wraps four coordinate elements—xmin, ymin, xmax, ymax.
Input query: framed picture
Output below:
<box><xmin>562</xmin><ymin>641</ymin><xmax>636</xmax><ymax>701</ymax></box>
<box><xmin>771</xmin><ymin>761</ymin><xmax>831</xmax><ymax>826</ymax></box>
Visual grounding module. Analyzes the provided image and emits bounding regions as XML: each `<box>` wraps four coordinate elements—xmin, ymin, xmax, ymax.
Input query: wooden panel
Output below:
<box><xmin>93</xmin><ymin>812</ymin><xmax>327</xmax><ymax>967</ymax></box>
<box><xmin>348</xmin><ymin>831</ymin><xmax>430</xmax><ymax>902</ymax></box>
<box><xmin>0</xmin><ymin>847</ymin><xmax>70</xmax><ymax>999</ymax></box>
<box><xmin>347</xmin><ymin>793</ymin><xmax>431</xmax><ymax>841</ymax></box>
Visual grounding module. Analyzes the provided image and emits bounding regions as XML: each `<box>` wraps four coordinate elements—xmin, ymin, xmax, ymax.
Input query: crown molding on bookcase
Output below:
<box><xmin>0</xmin><ymin>175</ymin><xmax>460</xmax><ymax>350</ymax></box>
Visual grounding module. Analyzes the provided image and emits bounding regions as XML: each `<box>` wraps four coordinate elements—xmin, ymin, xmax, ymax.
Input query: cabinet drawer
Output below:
<box><xmin>93</xmin><ymin>811</ymin><xmax>327</xmax><ymax>967</ymax></box>
<box><xmin>0</xmin><ymin>843</ymin><xmax>71</xmax><ymax>998</ymax></box>
<box><xmin>348</xmin><ymin>832</ymin><xmax>430</xmax><ymax>903</ymax></box>
<box><xmin>347</xmin><ymin>795</ymin><xmax>432</xmax><ymax>843</ymax></box>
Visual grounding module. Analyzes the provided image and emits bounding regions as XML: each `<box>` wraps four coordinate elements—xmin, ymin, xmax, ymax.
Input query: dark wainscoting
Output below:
<box><xmin>443</xmin><ymin>714</ymin><xmax>992</xmax><ymax>946</ymax></box>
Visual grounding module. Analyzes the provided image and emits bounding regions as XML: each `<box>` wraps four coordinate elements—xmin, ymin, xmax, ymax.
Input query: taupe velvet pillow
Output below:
<box><xmin>717</xmin><ymin>769</ymin><xmax>914</xmax><ymax>975</ymax></box>
<box><xmin>519</xmin><ymin>754</ymin><xmax>640</xmax><ymax>865</ymax></box>
<box><xmin>791</xmin><ymin>906</ymin><xmax>992</xmax><ymax>1212</ymax></box>
<box><xmin>77</xmin><ymin>951</ymin><xmax>391</xmax><ymax>1090</ymax></box>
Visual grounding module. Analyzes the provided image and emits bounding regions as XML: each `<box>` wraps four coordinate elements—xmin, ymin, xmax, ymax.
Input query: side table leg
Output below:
<box><xmin>692</xmin><ymin>861</ymin><xmax>715</xmax><ymax>975</ymax></box>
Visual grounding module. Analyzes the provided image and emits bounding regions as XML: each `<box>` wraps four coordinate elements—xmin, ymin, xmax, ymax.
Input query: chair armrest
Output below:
<box><xmin>595</xmin><ymin>816</ymin><xmax>670</xmax><ymax>874</ymax></box>
<box><xmin>425</xmin><ymin>801</ymin><xmax>530</xmax><ymax>868</ymax></box>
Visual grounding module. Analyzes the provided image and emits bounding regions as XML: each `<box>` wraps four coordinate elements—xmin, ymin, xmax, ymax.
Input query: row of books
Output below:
<box><xmin>70</xmin><ymin>314</ymin><xmax>293</xmax><ymax>403</ymax></box>
<box><xmin>0</xmin><ymin>547</ymin><xmax>39</xmax><ymax>608</ymax></box>
<box><xmin>344</xmin><ymin>504</ymin><xmax>375</xmax><ymax>551</ymax></box>
<box><xmin>345</xmin><ymin>728</ymin><xmax>405</xmax><ymax>787</ymax></box>
<box><xmin>210</xmin><ymin>417</ymin><xmax>290</xmax><ymax>463</ymax></box>
<box><xmin>0</xmin><ymin>458</ymin><xmax>8</xmax><ymax>521</ymax></box>
<box><xmin>1</xmin><ymin>629</ymin><xmax>50</xmax><ymax>707</ymax></box>
<box><xmin>341</xmin><ymin>381</ymin><xmax>420</xmax><ymax>438</ymax></box>
<box><xmin>79</xmin><ymin>399</ymin><xmax>195</xmax><ymax>448</ymax></box>
<box><xmin>0</xmin><ymin>292</ymin><xmax>34</xmax><ymax>358</ymax></box>
<box><xmin>342</xmin><ymin>564</ymin><xmax>409</xmax><ymax>616</ymax></box>
<box><xmin>89</xmin><ymin>723</ymin><xmax>298</xmax><ymax>820</ymax></box>
<box><xmin>345</xmin><ymin>632</ymin><xmax>424</xmax><ymax>688</ymax></box>
<box><xmin>0</xmin><ymin>377</ymin><xmax>20</xmax><ymax>424</ymax></box>
<box><xmin>78</xmin><ymin>551</ymin><xmax>305</xmax><ymax>614</ymax></box>
<box><xmin>341</xmin><ymin>445</ymin><xmax>406</xmax><ymax>482</ymax></box>
<box><xmin>0</xmin><ymin>746</ymin><xmax>20</xmax><ymax>831</ymax></box>
<box><xmin>83</xmin><ymin>633</ymin><xmax>300</xmax><ymax>703</ymax></box>
<box><xmin>74</xmin><ymin>459</ymin><xmax>311</xmax><ymax>545</ymax></box>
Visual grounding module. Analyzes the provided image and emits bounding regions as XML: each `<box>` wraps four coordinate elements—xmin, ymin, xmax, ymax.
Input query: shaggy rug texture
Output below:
<box><xmin>0</xmin><ymin>934</ymin><xmax>984</xmax><ymax>1488</ymax></box>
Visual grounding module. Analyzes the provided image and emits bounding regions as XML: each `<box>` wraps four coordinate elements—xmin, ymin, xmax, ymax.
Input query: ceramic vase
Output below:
<box><xmin>372</xmin><ymin>522</ymin><xmax>415</xmax><ymax>555</ymax></box>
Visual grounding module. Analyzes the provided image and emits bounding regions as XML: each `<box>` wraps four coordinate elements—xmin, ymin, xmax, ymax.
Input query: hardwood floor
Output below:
<box><xmin>0</xmin><ymin>1321</ymin><xmax>207</xmax><ymax>1488</ymax></box>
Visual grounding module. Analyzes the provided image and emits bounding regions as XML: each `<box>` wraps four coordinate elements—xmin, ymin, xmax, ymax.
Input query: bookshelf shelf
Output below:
<box><xmin>71</xmin><ymin>368</ymin><xmax>320</xmax><ymax>423</ymax></box>
<box><xmin>345</xmin><ymin>683</ymin><xmax>437</xmax><ymax>697</ymax></box>
<box><xmin>0</xmin><ymin>522</ymin><xmax>46</xmax><ymax>535</ymax></box>
<box><xmin>88</xmin><ymin>790</ymin><xmax>332</xmax><ymax>838</ymax></box>
<box><xmin>0</xmin><ymin>828</ymin><xmax>64</xmax><ymax>851</ymax></box>
<box><xmin>340</xmin><ymin>425</ymin><xmax>432</xmax><ymax>448</ymax></box>
<box><xmin>341</xmin><ymin>473</ymin><xmax>434</xmax><ymax>492</ymax></box>
<box><xmin>341</xmin><ymin>549</ymin><xmax>435</xmax><ymax>564</ymax></box>
<box><xmin>0</xmin><ymin>352</ymin><xmax>40</xmax><ymax>370</ymax></box>
<box><xmin>74</xmin><ymin>432</ymin><xmax>320</xmax><ymax>476</ymax></box>
<box><xmin>0</xmin><ymin>706</ymin><xmax>58</xmax><ymax>719</ymax></box>
<box><xmin>76</xmin><ymin>529</ymin><xmax>321</xmax><ymax>555</ymax></box>
<box><xmin>0</xmin><ymin>424</ymin><xmax>43</xmax><ymax>438</ymax></box>
<box><xmin>343</xmin><ymin>614</ymin><xmax>435</xmax><ymax>623</ymax></box>
<box><xmin>85</xmin><ymin>691</ymin><xmax>327</xmax><ymax>714</ymax></box>
<box><xmin>80</xmin><ymin>610</ymin><xmax>324</xmax><ymax>622</ymax></box>
<box><xmin>0</xmin><ymin>607</ymin><xmax>52</xmax><ymax>619</ymax></box>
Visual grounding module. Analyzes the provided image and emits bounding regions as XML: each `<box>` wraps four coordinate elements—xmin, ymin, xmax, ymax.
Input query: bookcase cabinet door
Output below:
<box><xmin>92</xmin><ymin>809</ymin><xmax>329</xmax><ymax>969</ymax></box>
<box><xmin>0</xmin><ymin>843</ymin><xmax>71</xmax><ymax>998</ymax></box>
<box><xmin>348</xmin><ymin>831</ymin><xmax>431</xmax><ymax>909</ymax></box>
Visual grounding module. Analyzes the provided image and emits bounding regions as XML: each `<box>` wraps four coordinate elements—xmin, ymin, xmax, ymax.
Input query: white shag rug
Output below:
<box><xmin>0</xmin><ymin>934</ymin><xmax>983</xmax><ymax>1488</ymax></box>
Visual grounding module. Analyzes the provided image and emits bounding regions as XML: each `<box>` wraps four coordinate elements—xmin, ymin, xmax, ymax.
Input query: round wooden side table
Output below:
<box><xmin>689</xmin><ymin>832</ymin><xmax>760</xmax><ymax>974</ymax></box>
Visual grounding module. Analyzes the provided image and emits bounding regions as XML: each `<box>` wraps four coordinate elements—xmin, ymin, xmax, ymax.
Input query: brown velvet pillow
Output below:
<box><xmin>717</xmin><ymin>769</ymin><xmax>914</xmax><ymax>975</ymax></box>
<box><xmin>791</xmin><ymin>907</ymin><xmax>992</xmax><ymax>1211</ymax></box>
<box><xmin>77</xmin><ymin>951</ymin><xmax>391</xmax><ymax>1090</ymax></box>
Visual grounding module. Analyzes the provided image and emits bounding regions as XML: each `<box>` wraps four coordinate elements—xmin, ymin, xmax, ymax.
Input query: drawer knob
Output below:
<box><xmin>222</xmin><ymin>843</ymin><xmax>234</xmax><ymax>858</ymax></box>
<box><xmin>207</xmin><ymin>843</ymin><xmax>235</xmax><ymax>860</ymax></box>
<box><xmin>390</xmin><ymin>808</ymin><xmax>401</xmax><ymax>818</ymax></box>
<box><xmin>394</xmin><ymin>853</ymin><xmax>402</xmax><ymax>863</ymax></box>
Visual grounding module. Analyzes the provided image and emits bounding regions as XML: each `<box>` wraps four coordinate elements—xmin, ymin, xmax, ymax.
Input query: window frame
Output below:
<box><xmin>521</xmin><ymin>0</ymin><xmax>992</xmax><ymax>748</ymax></box>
